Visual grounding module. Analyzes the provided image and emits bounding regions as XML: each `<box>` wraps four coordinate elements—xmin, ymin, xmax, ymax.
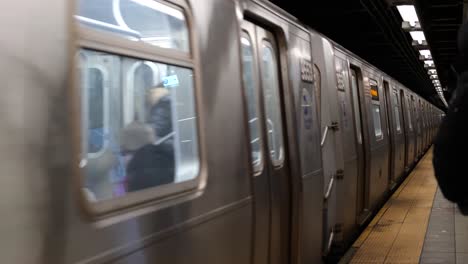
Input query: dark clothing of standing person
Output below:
<box><xmin>433</xmin><ymin>21</ymin><xmax>468</xmax><ymax>215</ymax></box>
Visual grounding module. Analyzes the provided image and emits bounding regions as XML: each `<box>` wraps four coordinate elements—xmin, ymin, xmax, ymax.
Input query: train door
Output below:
<box><xmin>383</xmin><ymin>80</ymin><xmax>395</xmax><ymax>188</ymax></box>
<box><xmin>399</xmin><ymin>90</ymin><xmax>408</xmax><ymax>169</ymax></box>
<box><xmin>413</xmin><ymin>97</ymin><xmax>420</xmax><ymax>158</ymax></box>
<box><xmin>349</xmin><ymin>67</ymin><xmax>368</xmax><ymax>221</ymax></box>
<box><xmin>241</xmin><ymin>20</ymin><xmax>291</xmax><ymax>264</ymax></box>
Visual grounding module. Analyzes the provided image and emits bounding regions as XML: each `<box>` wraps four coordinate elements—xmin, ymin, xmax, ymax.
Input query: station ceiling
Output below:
<box><xmin>270</xmin><ymin>0</ymin><xmax>467</xmax><ymax>109</ymax></box>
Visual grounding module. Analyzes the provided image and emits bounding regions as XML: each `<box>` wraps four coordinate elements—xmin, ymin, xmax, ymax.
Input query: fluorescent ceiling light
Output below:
<box><xmin>431</xmin><ymin>74</ymin><xmax>438</xmax><ymax>78</ymax></box>
<box><xmin>410</xmin><ymin>31</ymin><xmax>426</xmax><ymax>43</ymax></box>
<box><xmin>419</xmin><ymin>49</ymin><xmax>431</xmax><ymax>57</ymax></box>
<box><xmin>425</xmin><ymin>60</ymin><xmax>434</xmax><ymax>66</ymax></box>
<box><xmin>241</xmin><ymin>37</ymin><xmax>251</xmax><ymax>46</ymax></box>
<box><xmin>130</xmin><ymin>0</ymin><xmax>185</xmax><ymax>20</ymax></box>
<box><xmin>397</xmin><ymin>5</ymin><xmax>419</xmax><ymax>26</ymax></box>
<box><xmin>428</xmin><ymin>69</ymin><xmax>437</xmax><ymax>75</ymax></box>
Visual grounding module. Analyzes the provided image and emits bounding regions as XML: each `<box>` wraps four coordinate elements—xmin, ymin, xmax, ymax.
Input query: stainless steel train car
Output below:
<box><xmin>1</xmin><ymin>0</ymin><xmax>445</xmax><ymax>263</ymax></box>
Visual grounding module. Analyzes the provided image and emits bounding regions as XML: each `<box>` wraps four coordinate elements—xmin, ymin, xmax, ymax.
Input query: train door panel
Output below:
<box><xmin>413</xmin><ymin>96</ymin><xmax>420</xmax><ymax>159</ymax></box>
<box><xmin>391</xmin><ymin>86</ymin><xmax>405</xmax><ymax>181</ymax></box>
<box><xmin>334</xmin><ymin>55</ymin><xmax>361</xmax><ymax>244</ymax></box>
<box><xmin>310</xmin><ymin>34</ymin><xmax>339</xmax><ymax>256</ymax></box>
<box><xmin>407</xmin><ymin>94</ymin><xmax>416</xmax><ymax>164</ymax></box>
<box><xmin>399</xmin><ymin>89</ymin><xmax>409</xmax><ymax>169</ymax></box>
<box><xmin>416</xmin><ymin>98</ymin><xmax>422</xmax><ymax>157</ymax></box>
<box><xmin>365</xmin><ymin>72</ymin><xmax>389</xmax><ymax>208</ymax></box>
<box><xmin>383</xmin><ymin>79</ymin><xmax>395</xmax><ymax>188</ymax></box>
<box><xmin>241</xmin><ymin>20</ymin><xmax>291</xmax><ymax>264</ymax></box>
<box><xmin>349</xmin><ymin>65</ymin><xmax>369</xmax><ymax>223</ymax></box>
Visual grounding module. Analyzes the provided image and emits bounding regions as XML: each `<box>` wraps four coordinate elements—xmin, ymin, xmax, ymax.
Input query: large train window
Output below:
<box><xmin>241</xmin><ymin>32</ymin><xmax>262</xmax><ymax>169</ymax></box>
<box><xmin>75</xmin><ymin>0</ymin><xmax>202</xmax><ymax>215</ymax></box>
<box><xmin>392</xmin><ymin>90</ymin><xmax>401</xmax><ymax>133</ymax></box>
<box><xmin>261</xmin><ymin>41</ymin><xmax>284</xmax><ymax>163</ymax></box>
<box><xmin>370</xmin><ymin>79</ymin><xmax>383</xmax><ymax>140</ymax></box>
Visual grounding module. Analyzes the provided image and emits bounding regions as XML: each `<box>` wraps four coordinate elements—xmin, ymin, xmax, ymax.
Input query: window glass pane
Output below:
<box><xmin>370</xmin><ymin>79</ymin><xmax>383</xmax><ymax>139</ymax></box>
<box><xmin>240</xmin><ymin>33</ymin><xmax>262</xmax><ymax>168</ymax></box>
<box><xmin>350</xmin><ymin>71</ymin><xmax>362</xmax><ymax>144</ymax></box>
<box><xmin>394</xmin><ymin>106</ymin><xmax>401</xmax><ymax>132</ymax></box>
<box><xmin>77</xmin><ymin>0</ymin><xmax>189</xmax><ymax>52</ymax></box>
<box><xmin>392</xmin><ymin>92</ymin><xmax>401</xmax><ymax>133</ymax></box>
<box><xmin>407</xmin><ymin>98</ymin><xmax>413</xmax><ymax>131</ymax></box>
<box><xmin>86</xmin><ymin>68</ymin><xmax>105</xmax><ymax>153</ymax></box>
<box><xmin>372</xmin><ymin>104</ymin><xmax>383</xmax><ymax>139</ymax></box>
<box><xmin>261</xmin><ymin>42</ymin><xmax>284</xmax><ymax>163</ymax></box>
<box><xmin>80</xmin><ymin>49</ymin><xmax>199</xmax><ymax>202</ymax></box>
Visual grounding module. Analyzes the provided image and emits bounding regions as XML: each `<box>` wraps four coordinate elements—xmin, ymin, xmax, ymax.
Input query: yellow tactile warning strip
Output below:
<box><xmin>349</xmin><ymin>149</ymin><xmax>438</xmax><ymax>264</ymax></box>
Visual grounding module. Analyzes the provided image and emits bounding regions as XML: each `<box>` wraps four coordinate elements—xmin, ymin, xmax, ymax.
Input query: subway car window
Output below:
<box><xmin>79</xmin><ymin>48</ymin><xmax>199</xmax><ymax>202</ymax></box>
<box><xmin>407</xmin><ymin>97</ymin><xmax>413</xmax><ymax>131</ymax></box>
<box><xmin>127</xmin><ymin>62</ymin><xmax>158</xmax><ymax>124</ymax></box>
<box><xmin>261</xmin><ymin>41</ymin><xmax>284</xmax><ymax>163</ymax></box>
<box><xmin>77</xmin><ymin>0</ymin><xmax>190</xmax><ymax>52</ymax></box>
<box><xmin>392</xmin><ymin>91</ymin><xmax>401</xmax><ymax>133</ymax></box>
<box><xmin>241</xmin><ymin>33</ymin><xmax>262</xmax><ymax>169</ymax></box>
<box><xmin>370</xmin><ymin>79</ymin><xmax>383</xmax><ymax>140</ymax></box>
<box><xmin>350</xmin><ymin>69</ymin><xmax>362</xmax><ymax>144</ymax></box>
<box><xmin>86</xmin><ymin>68</ymin><xmax>106</xmax><ymax>154</ymax></box>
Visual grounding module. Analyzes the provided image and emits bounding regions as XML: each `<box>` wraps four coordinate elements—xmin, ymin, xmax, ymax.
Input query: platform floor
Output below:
<box><xmin>342</xmin><ymin>149</ymin><xmax>468</xmax><ymax>263</ymax></box>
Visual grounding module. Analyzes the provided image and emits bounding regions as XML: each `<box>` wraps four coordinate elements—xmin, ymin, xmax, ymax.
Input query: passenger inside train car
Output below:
<box><xmin>78</xmin><ymin>4</ymin><xmax>199</xmax><ymax>200</ymax></box>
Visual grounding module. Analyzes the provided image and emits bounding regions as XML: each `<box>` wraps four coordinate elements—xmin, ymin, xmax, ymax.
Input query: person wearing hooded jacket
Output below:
<box><xmin>120</xmin><ymin>121</ymin><xmax>175</xmax><ymax>192</ymax></box>
<box><xmin>433</xmin><ymin>21</ymin><xmax>468</xmax><ymax>215</ymax></box>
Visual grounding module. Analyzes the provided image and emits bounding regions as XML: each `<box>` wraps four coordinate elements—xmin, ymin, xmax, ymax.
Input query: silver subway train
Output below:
<box><xmin>0</xmin><ymin>0</ymin><xmax>444</xmax><ymax>263</ymax></box>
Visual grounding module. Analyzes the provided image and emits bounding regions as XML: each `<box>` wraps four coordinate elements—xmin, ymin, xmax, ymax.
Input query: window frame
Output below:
<box><xmin>70</xmin><ymin>0</ymin><xmax>207</xmax><ymax>221</ymax></box>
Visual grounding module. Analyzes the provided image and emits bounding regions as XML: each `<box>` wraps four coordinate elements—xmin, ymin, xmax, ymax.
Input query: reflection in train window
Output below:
<box><xmin>86</xmin><ymin>68</ymin><xmax>106</xmax><ymax>154</ymax></box>
<box><xmin>261</xmin><ymin>41</ymin><xmax>284</xmax><ymax>164</ymax></box>
<box><xmin>392</xmin><ymin>92</ymin><xmax>401</xmax><ymax>133</ymax></box>
<box><xmin>77</xmin><ymin>0</ymin><xmax>190</xmax><ymax>52</ymax></box>
<box><xmin>370</xmin><ymin>80</ymin><xmax>383</xmax><ymax>140</ymax></box>
<box><xmin>240</xmin><ymin>33</ymin><xmax>262</xmax><ymax>169</ymax></box>
<box><xmin>372</xmin><ymin>104</ymin><xmax>383</xmax><ymax>139</ymax></box>
<box><xmin>80</xmin><ymin>49</ymin><xmax>199</xmax><ymax>202</ymax></box>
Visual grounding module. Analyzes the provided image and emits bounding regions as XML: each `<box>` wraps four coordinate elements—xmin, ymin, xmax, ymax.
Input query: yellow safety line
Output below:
<box><xmin>349</xmin><ymin>150</ymin><xmax>437</xmax><ymax>264</ymax></box>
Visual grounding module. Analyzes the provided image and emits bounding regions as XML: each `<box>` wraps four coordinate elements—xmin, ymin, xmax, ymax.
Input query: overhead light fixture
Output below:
<box><xmin>430</xmin><ymin>74</ymin><xmax>438</xmax><ymax>79</ymax></box>
<box><xmin>410</xmin><ymin>31</ymin><xmax>426</xmax><ymax>43</ymax></box>
<box><xmin>424</xmin><ymin>60</ymin><xmax>435</xmax><ymax>66</ymax></box>
<box><xmin>129</xmin><ymin>0</ymin><xmax>185</xmax><ymax>20</ymax></box>
<box><xmin>419</xmin><ymin>49</ymin><xmax>432</xmax><ymax>60</ymax></box>
<box><xmin>428</xmin><ymin>69</ymin><xmax>437</xmax><ymax>75</ymax></box>
<box><xmin>241</xmin><ymin>37</ymin><xmax>251</xmax><ymax>46</ymax></box>
<box><xmin>419</xmin><ymin>49</ymin><xmax>431</xmax><ymax>56</ymax></box>
<box><xmin>397</xmin><ymin>5</ymin><xmax>419</xmax><ymax>26</ymax></box>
